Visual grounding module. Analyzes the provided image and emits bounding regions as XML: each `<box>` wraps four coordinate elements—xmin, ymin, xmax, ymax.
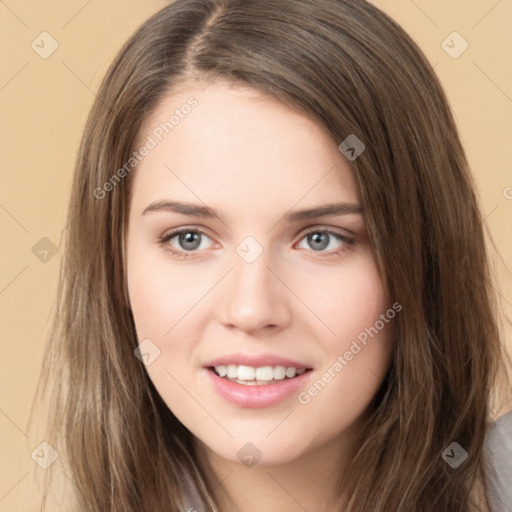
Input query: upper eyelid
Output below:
<box><xmin>300</xmin><ymin>226</ymin><xmax>347</xmax><ymax>237</ymax></box>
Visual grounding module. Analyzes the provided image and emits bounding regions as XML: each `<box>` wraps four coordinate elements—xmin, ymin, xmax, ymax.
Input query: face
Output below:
<box><xmin>125</xmin><ymin>79</ymin><xmax>395</xmax><ymax>468</ymax></box>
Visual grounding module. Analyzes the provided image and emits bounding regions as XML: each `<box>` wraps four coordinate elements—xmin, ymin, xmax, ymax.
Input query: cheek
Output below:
<box><xmin>128</xmin><ymin>266</ymin><xmax>170</xmax><ymax>339</ymax></box>
<box><xmin>126</xmin><ymin>250</ymin><xmax>203</xmax><ymax>413</ymax></box>
<box><xmin>298</xmin><ymin>252</ymin><xmax>389</xmax><ymax>342</ymax></box>
<box><xmin>126</xmin><ymin>242</ymin><xmax>207</xmax><ymax>339</ymax></box>
<box><xmin>297</xmin><ymin>308</ymin><xmax>395</xmax><ymax>438</ymax></box>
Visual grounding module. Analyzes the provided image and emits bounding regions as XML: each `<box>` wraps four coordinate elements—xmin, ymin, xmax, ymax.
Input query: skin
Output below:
<box><xmin>125</xmin><ymin>79</ymin><xmax>395</xmax><ymax>511</ymax></box>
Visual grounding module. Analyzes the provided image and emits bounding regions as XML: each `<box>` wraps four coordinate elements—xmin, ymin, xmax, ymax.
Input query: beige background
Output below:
<box><xmin>1</xmin><ymin>1</ymin><xmax>511</xmax><ymax>509</ymax></box>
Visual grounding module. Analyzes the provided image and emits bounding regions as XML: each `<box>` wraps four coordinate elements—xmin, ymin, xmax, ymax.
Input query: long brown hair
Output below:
<box><xmin>29</xmin><ymin>0</ymin><xmax>512</xmax><ymax>510</ymax></box>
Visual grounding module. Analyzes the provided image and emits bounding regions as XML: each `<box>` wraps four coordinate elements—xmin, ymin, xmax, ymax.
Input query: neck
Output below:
<box><xmin>193</xmin><ymin>419</ymin><xmax>362</xmax><ymax>512</ymax></box>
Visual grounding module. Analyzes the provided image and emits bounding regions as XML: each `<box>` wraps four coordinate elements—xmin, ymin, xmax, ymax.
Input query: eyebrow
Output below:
<box><xmin>142</xmin><ymin>200</ymin><xmax>363</xmax><ymax>222</ymax></box>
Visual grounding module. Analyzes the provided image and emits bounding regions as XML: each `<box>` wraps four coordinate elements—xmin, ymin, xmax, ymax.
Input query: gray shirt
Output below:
<box><xmin>485</xmin><ymin>411</ymin><xmax>512</xmax><ymax>512</ymax></box>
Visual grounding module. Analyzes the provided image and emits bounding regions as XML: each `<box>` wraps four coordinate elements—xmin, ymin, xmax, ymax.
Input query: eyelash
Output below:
<box><xmin>158</xmin><ymin>227</ymin><xmax>354</xmax><ymax>260</ymax></box>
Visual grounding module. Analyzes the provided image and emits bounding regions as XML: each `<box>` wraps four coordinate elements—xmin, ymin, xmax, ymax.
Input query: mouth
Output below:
<box><xmin>207</xmin><ymin>364</ymin><xmax>313</xmax><ymax>386</ymax></box>
<box><xmin>202</xmin><ymin>353</ymin><xmax>314</xmax><ymax>407</ymax></box>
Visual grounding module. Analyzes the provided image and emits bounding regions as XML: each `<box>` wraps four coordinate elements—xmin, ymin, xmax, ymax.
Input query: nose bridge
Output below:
<box><xmin>231</xmin><ymin>234</ymin><xmax>273</xmax><ymax>288</ymax></box>
<box><xmin>233</xmin><ymin>249</ymin><xmax>270</xmax><ymax>291</ymax></box>
<box><xmin>217</xmin><ymin>237</ymin><xmax>290</xmax><ymax>332</ymax></box>
<box><xmin>230</xmin><ymin>240</ymin><xmax>275</xmax><ymax>303</ymax></box>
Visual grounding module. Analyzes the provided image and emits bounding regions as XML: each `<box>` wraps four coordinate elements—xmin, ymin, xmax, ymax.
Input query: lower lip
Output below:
<box><xmin>203</xmin><ymin>368</ymin><xmax>313</xmax><ymax>408</ymax></box>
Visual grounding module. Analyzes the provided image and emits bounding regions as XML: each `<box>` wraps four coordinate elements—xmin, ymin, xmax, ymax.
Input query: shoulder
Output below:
<box><xmin>484</xmin><ymin>410</ymin><xmax>512</xmax><ymax>512</ymax></box>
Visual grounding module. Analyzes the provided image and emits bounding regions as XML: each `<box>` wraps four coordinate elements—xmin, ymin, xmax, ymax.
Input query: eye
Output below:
<box><xmin>159</xmin><ymin>228</ymin><xmax>214</xmax><ymax>258</ymax></box>
<box><xmin>296</xmin><ymin>229</ymin><xmax>353</xmax><ymax>255</ymax></box>
<box><xmin>158</xmin><ymin>227</ymin><xmax>354</xmax><ymax>259</ymax></box>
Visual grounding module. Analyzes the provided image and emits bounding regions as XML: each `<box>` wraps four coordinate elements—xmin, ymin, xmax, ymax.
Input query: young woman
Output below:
<box><xmin>29</xmin><ymin>0</ymin><xmax>512</xmax><ymax>510</ymax></box>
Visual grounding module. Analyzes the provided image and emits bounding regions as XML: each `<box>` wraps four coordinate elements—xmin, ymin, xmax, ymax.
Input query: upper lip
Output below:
<box><xmin>203</xmin><ymin>353</ymin><xmax>312</xmax><ymax>370</ymax></box>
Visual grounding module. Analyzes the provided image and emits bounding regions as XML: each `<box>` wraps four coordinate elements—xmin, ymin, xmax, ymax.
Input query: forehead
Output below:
<box><xmin>130</xmin><ymin>79</ymin><xmax>359</xmax><ymax>217</ymax></box>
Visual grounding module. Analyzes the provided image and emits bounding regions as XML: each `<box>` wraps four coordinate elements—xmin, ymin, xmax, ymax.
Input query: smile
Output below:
<box><xmin>212</xmin><ymin>364</ymin><xmax>307</xmax><ymax>385</ymax></box>
<box><xmin>204</xmin><ymin>365</ymin><xmax>314</xmax><ymax>408</ymax></box>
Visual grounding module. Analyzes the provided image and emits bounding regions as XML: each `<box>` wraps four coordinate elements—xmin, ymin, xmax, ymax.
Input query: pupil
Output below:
<box><xmin>180</xmin><ymin>232</ymin><xmax>200</xmax><ymax>250</ymax></box>
<box><xmin>309</xmin><ymin>232</ymin><xmax>328</xmax><ymax>250</ymax></box>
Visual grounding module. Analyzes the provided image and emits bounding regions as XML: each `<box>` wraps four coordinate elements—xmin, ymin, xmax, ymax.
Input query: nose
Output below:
<box><xmin>216</xmin><ymin>248</ymin><xmax>292</xmax><ymax>335</ymax></box>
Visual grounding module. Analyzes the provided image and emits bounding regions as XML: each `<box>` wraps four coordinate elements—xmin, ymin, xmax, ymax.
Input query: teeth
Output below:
<box><xmin>216</xmin><ymin>365</ymin><xmax>228</xmax><ymax>377</ymax></box>
<box><xmin>227</xmin><ymin>364</ymin><xmax>238</xmax><ymax>378</ymax></box>
<box><xmin>273</xmin><ymin>366</ymin><xmax>286</xmax><ymax>380</ymax></box>
<box><xmin>213</xmin><ymin>364</ymin><xmax>307</xmax><ymax>382</ymax></box>
<box><xmin>285</xmin><ymin>367</ymin><xmax>297</xmax><ymax>378</ymax></box>
<box><xmin>237</xmin><ymin>365</ymin><xmax>255</xmax><ymax>380</ymax></box>
<box><xmin>255</xmin><ymin>366</ymin><xmax>275</xmax><ymax>380</ymax></box>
